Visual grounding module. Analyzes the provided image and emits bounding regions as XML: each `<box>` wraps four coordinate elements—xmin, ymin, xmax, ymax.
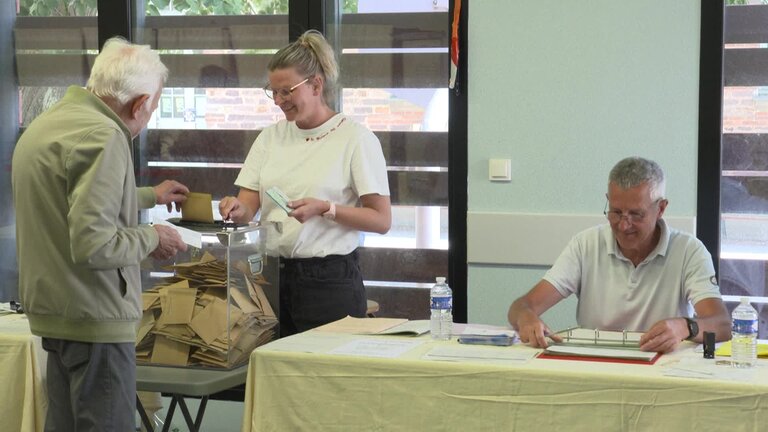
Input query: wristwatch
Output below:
<box><xmin>322</xmin><ymin>201</ymin><xmax>336</xmax><ymax>221</ymax></box>
<box><xmin>684</xmin><ymin>317</ymin><xmax>699</xmax><ymax>340</ymax></box>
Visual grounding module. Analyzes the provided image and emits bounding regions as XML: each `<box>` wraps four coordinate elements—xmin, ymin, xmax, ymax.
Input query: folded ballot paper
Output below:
<box><xmin>313</xmin><ymin>316</ymin><xmax>431</xmax><ymax>336</ymax></box>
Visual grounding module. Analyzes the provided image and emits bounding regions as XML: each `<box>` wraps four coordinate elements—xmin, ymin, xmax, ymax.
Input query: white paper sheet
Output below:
<box><xmin>259</xmin><ymin>333</ymin><xmax>353</xmax><ymax>354</ymax></box>
<box><xmin>424</xmin><ymin>345</ymin><xmax>536</xmax><ymax>363</ymax></box>
<box><xmin>461</xmin><ymin>325</ymin><xmax>517</xmax><ymax>337</ymax></box>
<box><xmin>152</xmin><ymin>217</ymin><xmax>202</xmax><ymax>248</ymax></box>
<box><xmin>661</xmin><ymin>357</ymin><xmax>759</xmax><ymax>381</ymax></box>
<box><xmin>327</xmin><ymin>338</ymin><xmax>424</xmax><ymax>358</ymax></box>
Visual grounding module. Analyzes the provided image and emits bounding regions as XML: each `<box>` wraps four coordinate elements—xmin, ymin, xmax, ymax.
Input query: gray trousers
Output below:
<box><xmin>42</xmin><ymin>338</ymin><xmax>136</xmax><ymax>432</ymax></box>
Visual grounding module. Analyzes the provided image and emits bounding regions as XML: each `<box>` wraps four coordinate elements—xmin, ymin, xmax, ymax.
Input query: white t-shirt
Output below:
<box><xmin>235</xmin><ymin>114</ymin><xmax>390</xmax><ymax>258</ymax></box>
<box><xmin>543</xmin><ymin>220</ymin><xmax>722</xmax><ymax>332</ymax></box>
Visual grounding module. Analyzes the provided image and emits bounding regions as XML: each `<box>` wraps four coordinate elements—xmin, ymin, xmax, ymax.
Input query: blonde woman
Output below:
<box><xmin>220</xmin><ymin>30</ymin><xmax>391</xmax><ymax>336</ymax></box>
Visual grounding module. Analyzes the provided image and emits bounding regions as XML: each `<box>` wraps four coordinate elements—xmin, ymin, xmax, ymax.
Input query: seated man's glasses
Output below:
<box><xmin>264</xmin><ymin>77</ymin><xmax>311</xmax><ymax>100</ymax></box>
<box><xmin>604</xmin><ymin>198</ymin><xmax>663</xmax><ymax>224</ymax></box>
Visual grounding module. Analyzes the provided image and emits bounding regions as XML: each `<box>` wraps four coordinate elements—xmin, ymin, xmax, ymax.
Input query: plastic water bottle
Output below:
<box><xmin>430</xmin><ymin>277</ymin><xmax>453</xmax><ymax>340</ymax></box>
<box><xmin>731</xmin><ymin>297</ymin><xmax>758</xmax><ymax>368</ymax></box>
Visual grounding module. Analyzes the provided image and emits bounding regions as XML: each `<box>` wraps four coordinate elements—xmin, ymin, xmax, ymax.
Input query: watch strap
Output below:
<box><xmin>684</xmin><ymin>317</ymin><xmax>698</xmax><ymax>340</ymax></box>
<box><xmin>323</xmin><ymin>201</ymin><xmax>336</xmax><ymax>221</ymax></box>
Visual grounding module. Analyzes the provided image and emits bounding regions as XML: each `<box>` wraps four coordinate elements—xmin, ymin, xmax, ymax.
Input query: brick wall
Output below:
<box><xmin>723</xmin><ymin>86</ymin><xmax>768</xmax><ymax>134</ymax></box>
<box><xmin>342</xmin><ymin>88</ymin><xmax>426</xmax><ymax>132</ymax></box>
<box><xmin>204</xmin><ymin>88</ymin><xmax>283</xmax><ymax>130</ymax></box>
<box><xmin>203</xmin><ymin>87</ymin><xmax>426</xmax><ymax>131</ymax></box>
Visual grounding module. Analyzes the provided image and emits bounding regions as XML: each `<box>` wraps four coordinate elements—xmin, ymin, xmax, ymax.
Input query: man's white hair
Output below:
<box><xmin>608</xmin><ymin>157</ymin><xmax>666</xmax><ymax>201</ymax></box>
<box><xmin>86</xmin><ymin>37</ymin><xmax>168</xmax><ymax>105</ymax></box>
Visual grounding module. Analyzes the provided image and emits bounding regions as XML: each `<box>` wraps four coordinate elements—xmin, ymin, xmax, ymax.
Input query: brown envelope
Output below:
<box><xmin>159</xmin><ymin>286</ymin><xmax>197</xmax><ymax>325</ymax></box>
<box><xmin>151</xmin><ymin>335</ymin><xmax>191</xmax><ymax>366</ymax></box>
<box><xmin>189</xmin><ymin>298</ymin><xmax>230</xmax><ymax>345</ymax></box>
<box><xmin>135</xmin><ymin>311</ymin><xmax>156</xmax><ymax>345</ymax></box>
<box><xmin>181</xmin><ymin>192</ymin><xmax>214</xmax><ymax>223</ymax></box>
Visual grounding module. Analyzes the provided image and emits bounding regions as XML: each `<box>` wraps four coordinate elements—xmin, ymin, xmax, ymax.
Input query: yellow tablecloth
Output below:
<box><xmin>243</xmin><ymin>331</ymin><xmax>768</xmax><ymax>431</ymax></box>
<box><xmin>0</xmin><ymin>312</ymin><xmax>47</xmax><ymax>432</ymax></box>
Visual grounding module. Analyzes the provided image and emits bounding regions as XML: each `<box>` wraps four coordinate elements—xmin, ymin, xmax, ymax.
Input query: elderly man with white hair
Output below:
<box><xmin>12</xmin><ymin>37</ymin><xmax>188</xmax><ymax>431</ymax></box>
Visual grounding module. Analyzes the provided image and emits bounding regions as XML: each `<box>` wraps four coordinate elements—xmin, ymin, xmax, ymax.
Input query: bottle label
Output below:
<box><xmin>431</xmin><ymin>296</ymin><xmax>452</xmax><ymax>310</ymax></box>
<box><xmin>733</xmin><ymin>318</ymin><xmax>758</xmax><ymax>334</ymax></box>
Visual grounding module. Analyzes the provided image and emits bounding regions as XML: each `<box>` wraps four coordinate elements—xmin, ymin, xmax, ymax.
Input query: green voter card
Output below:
<box><xmin>266</xmin><ymin>186</ymin><xmax>292</xmax><ymax>213</ymax></box>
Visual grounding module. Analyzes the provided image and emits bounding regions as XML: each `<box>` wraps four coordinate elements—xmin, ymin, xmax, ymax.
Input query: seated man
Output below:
<box><xmin>508</xmin><ymin>157</ymin><xmax>731</xmax><ymax>353</ymax></box>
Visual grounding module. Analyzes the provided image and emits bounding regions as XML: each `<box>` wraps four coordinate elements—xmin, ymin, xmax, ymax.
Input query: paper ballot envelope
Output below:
<box><xmin>181</xmin><ymin>192</ymin><xmax>214</xmax><ymax>223</ymax></box>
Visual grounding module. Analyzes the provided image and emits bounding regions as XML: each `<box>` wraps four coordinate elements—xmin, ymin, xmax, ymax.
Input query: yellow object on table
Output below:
<box><xmin>714</xmin><ymin>341</ymin><xmax>768</xmax><ymax>357</ymax></box>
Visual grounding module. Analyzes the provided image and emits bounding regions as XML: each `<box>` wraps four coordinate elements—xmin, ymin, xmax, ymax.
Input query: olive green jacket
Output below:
<box><xmin>12</xmin><ymin>86</ymin><xmax>159</xmax><ymax>343</ymax></box>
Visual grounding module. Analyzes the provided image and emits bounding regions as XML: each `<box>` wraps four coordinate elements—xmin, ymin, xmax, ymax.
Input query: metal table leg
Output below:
<box><xmin>136</xmin><ymin>394</ymin><xmax>155</xmax><ymax>432</ymax></box>
<box><xmin>165</xmin><ymin>394</ymin><xmax>210</xmax><ymax>432</ymax></box>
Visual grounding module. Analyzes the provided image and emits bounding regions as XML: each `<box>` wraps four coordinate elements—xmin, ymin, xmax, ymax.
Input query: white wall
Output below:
<box><xmin>466</xmin><ymin>0</ymin><xmax>702</xmax><ymax>329</ymax></box>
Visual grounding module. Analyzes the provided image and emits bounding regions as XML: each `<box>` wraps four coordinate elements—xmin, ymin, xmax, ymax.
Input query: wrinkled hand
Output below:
<box><xmin>150</xmin><ymin>225</ymin><xmax>187</xmax><ymax>260</ymax></box>
<box><xmin>516</xmin><ymin>312</ymin><xmax>561</xmax><ymax>348</ymax></box>
<box><xmin>154</xmin><ymin>180</ymin><xmax>189</xmax><ymax>212</ymax></box>
<box><xmin>287</xmin><ymin>197</ymin><xmax>329</xmax><ymax>223</ymax></box>
<box><xmin>639</xmin><ymin>318</ymin><xmax>686</xmax><ymax>353</ymax></box>
<box><xmin>219</xmin><ymin>196</ymin><xmax>248</xmax><ymax>223</ymax></box>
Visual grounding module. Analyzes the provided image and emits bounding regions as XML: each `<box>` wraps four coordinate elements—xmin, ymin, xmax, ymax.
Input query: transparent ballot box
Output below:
<box><xmin>138</xmin><ymin>222</ymin><xmax>279</xmax><ymax>369</ymax></box>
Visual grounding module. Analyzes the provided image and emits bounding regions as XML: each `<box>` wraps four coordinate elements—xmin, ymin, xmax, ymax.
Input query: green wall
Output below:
<box><xmin>466</xmin><ymin>0</ymin><xmax>702</xmax><ymax>327</ymax></box>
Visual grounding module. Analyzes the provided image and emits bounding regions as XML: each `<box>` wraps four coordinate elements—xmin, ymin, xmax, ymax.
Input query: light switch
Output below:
<box><xmin>489</xmin><ymin>158</ymin><xmax>511</xmax><ymax>182</ymax></box>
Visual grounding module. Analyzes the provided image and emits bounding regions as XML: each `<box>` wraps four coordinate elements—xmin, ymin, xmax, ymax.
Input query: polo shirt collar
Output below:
<box><xmin>604</xmin><ymin>219</ymin><xmax>671</xmax><ymax>261</ymax></box>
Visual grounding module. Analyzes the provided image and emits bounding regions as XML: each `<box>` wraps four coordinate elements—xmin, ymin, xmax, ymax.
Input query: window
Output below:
<box><xmin>139</xmin><ymin>1</ymin><xmax>451</xmax><ymax>320</ymax></box>
<box><xmin>0</xmin><ymin>0</ymin><xmax>455</xmax><ymax>319</ymax></box>
<box><xmin>137</xmin><ymin>4</ymin><xmax>289</xmax><ymax>217</ymax></box>
<box><xmin>721</xmin><ymin>1</ymin><xmax>768</xmax><ymax>336</ymax></box>
<box><xmin>337</xmin><ymin>1</ymin><xmax>450</xmax><ymax>318</ymax></box>
<box><xmin>0</xmin><ymin>2</ymin><xmax>99</xmax><ymax>301</ymax></box>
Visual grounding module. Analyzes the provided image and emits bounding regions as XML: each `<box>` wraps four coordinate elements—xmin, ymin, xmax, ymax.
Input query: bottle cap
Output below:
<box><xmin>436</xmin><ymin>277</ymin><xmax>446</xmax><ymax>284</ymax></box>
<box><xmin>740</xmin><ymin>297</ymin><xmax>749</xmax><ymax>305</ymax></box>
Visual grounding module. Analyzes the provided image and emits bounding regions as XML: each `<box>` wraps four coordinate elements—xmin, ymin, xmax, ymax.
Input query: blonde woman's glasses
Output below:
<box><xmin>264</xmin><ymin>77</ymin><xmax>310</xmax><ymax>100</ymax></box>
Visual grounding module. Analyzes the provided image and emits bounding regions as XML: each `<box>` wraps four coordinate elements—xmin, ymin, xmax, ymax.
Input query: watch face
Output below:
<box><xmin>687</xmin><ymin>319</ymin><xmax>699</xmax><ymax>340</ymax></box>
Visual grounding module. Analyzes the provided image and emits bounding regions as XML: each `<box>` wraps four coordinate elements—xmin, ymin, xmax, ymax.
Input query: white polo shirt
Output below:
<box><xmin>235</xmin><ymin>113</ymin><xmax>390</xmax><ymax>258</ymax></box>
<box><xmin>543</xmin><ymin>220</ymin><xmax>721</xmax><ymax>332</ymax></box>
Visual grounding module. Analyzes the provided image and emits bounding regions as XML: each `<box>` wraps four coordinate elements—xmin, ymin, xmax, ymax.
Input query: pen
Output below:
<box><xmin>457</xmin><ymin>334</ymin><xmax>517</xmax><ymax>346</ymax></box>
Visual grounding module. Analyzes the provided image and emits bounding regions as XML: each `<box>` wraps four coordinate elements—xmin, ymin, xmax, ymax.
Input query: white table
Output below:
<box><xmin>0</xmin><ymin>312</ymin><xmax>47</xmax><ymax>432</ymax></box>
<box><xmin>242</xmin><ymin>330</ymin><xmax>768</xmax><ymax>431</ymax></box>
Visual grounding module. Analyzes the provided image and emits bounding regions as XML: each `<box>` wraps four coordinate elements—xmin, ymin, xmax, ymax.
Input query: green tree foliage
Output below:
<box><xmin>727</xmin><ymin>0</ymin><xmax>768</xmax><ymax>5</ymax></box>
<box><xmin>146</xmin><ymin>0</ymin><xmax>285</xmax><ymax>15</ymax></box>
<box><xmin>146</xmin><ymin>0</ymin><xmax>358</xmax><ymax>15</ymax></box>
<box><xmin>19</xmin><ymin>0</ymin><xmax>97</xmax><ymax>16</ymax></box>
<box><xmin>20</xmin><ymin>0</ymin><xmax>358</xmax><ymax>17</ymax></box>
